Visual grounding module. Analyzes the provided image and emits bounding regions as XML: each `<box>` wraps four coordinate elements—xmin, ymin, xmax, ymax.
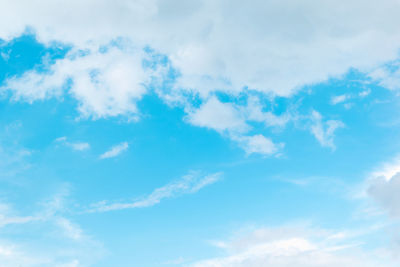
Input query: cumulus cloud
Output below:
<box><xmin>309</xmin><ymin>111</ymin><xmax>344</xmax><ymax>150</ymax></box>
<box><xmin>186</xmin><ymin>96</ymin><xmax>249</xmax><ymax>134</ymax></box>
<box><xmin>3</xmin><ymin>0</ymin><xmax>398</xmax><ymax>155</ymax></box>
<box><xmin>370</xmin><ymin>156</ymin><xmax>400</xmax><ymax>182</ymax></box>
<box><xmin>2</xmin><ymin>0</ymin><xmax>400</xmax><ymax>96</ymax></box>
<box><xmin>99</xmin><ymin>142</ymin><xmax>129</xmax><ymax>159</ymax></box>
<box><xmin>189</xmin><ymin>225</ymin><xmax>398</xmax><ymax>267</ymax></box>
<box><xmin>2</xmin><ymin>45</ymin><xmax>152</xmax><ymax>119</ymax></box>
<box><xmin>186</xmin><ymin>96</ymin><xmax>285</xmax><ymax>155</ymax></box>
<box><xmin>88</xmin><ymin>171</ymin><xmax>222</xmax><ymax>212</ymax></box>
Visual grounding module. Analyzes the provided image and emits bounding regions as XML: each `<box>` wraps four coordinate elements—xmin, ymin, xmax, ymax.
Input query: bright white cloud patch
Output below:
<box><xmin>187</xmin><ymin>97</ymin><xmax>248</xmax><ymax>134</ymax></box>
<box><xmin>370</xmin><ymin>156</ymin><xmax>400</xmax><ymax>182</ymax></box>
<box><xmin>99</xmin><ymin>142</ymin><xmax>129</xmax><ymax>159</ymax></box>
<box><xmin>2</xmin><ymin>46</ymin><xmax>150</xmax><ymax>119</ymax></box>
<box><xmin>244</xmin><ymin>96</ymin><xmax>290</xmax><ymax>128</ymax></box>
<box><xmin>88</xmin><ymin>171</ymin><xmax>222</xmax><ymax>212</ymax></box>
<box><xmin>186</xmin><ymin>96</ymin><xmax>285</xmax><ymax>155</ymax></box>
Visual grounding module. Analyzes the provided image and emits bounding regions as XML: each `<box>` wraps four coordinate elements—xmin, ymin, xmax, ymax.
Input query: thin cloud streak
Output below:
<box><xmin>87</xmin><ymin>172</ymin><xmax>222</xmax><ymax>213</ymax></box>
<box><xmin>99</xmin><ymin>142</ymin><xmax>129</xmax><ymax>159</ymax></box>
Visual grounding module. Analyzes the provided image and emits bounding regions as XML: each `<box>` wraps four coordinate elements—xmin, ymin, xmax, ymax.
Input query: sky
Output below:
<box><xmin>1</xmin><ymin>1</ymin><xmax>400</xmax><ymax>266</ymax></box>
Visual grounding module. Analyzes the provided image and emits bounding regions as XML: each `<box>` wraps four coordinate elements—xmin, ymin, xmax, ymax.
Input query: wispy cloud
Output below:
<box><xmin>99</xmin><ymin>142</ymin><xmax>129</xmax><ymax>159</ymax></box>
<box><xmin>0</xmin><ymin>203</ymin><xmax>38</xmax><ymax>228</ymax></box>
<box><xmin>88</xmin><ymin>171</ymin><xmax>222</xmax><ymax>212</ymax></box>
<box><xmin>186</xmin><ymin>96</ymin><xmax>284</xmax><ymax>156</ymax></box>
<box><xmin>189</xmin><ymin>224</ymin><xmax>395</xmax><ymax>267</ymax></box>
<box><xmin>0</xmin><ymin>185</ymin><xmax>104</xmax><ymax>266</ymax></box>
<box><xmin>309</xmin><ymin>110</ymin><xmax>344</xmax><ymax>150</ymax></box>
<box><xmin>55</xmin><ymin>137</ymin><xmax>90</xmax><ymax>151</ymax></box>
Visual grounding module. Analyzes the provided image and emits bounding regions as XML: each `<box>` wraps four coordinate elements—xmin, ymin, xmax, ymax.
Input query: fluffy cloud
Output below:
<box><xmin>2</xmin><ymin>0</ymin><xmax>400</xmax><ymax>99</ymax></box>
<box><xmin>186</xmin><ymin>96</ymin><xmax>249</xmax><ymax>134</ymax></box>
<box><xmin>186</xmin><ymin>96</ymin><xmax>286</xmax><ymax>155</ymax></box>
<box><xmin>88</xmin><ymin>171</ymin><xmax>222</xmax><ymax>212</ymax></box>
<box><xmin>369</xmin><ymin>62</ymin><xmax>400</xmax><ymax>91</ymax></box>
<box><xmin>3</xmin><ymin>0</ymin><xmax>400</xmax><ymax>97</ymax></box>
<box><xmin>3</xmin><ymin>0</ymin><xmax>398</xmax><ymax>154</ymax></box>
<box><xmin>2</xmin><ymin>45</ymin><xmax>151</xmax><ymax>119</ymax></box>
<box><xmin>189</xmin><ymin>225</ymin><xmax>398</xmax><ymax>267</ymax></box>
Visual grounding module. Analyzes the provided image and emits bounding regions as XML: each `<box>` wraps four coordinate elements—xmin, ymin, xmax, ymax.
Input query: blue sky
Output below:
<box><xmin>1</xmin><ymin>1</ymin><xmax>400</xmax><ymax>266</ymax></box>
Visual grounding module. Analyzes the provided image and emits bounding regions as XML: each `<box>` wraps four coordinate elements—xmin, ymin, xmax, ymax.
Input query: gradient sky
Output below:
<box><xmin>1</xmin><ymin>1</ymin><xmax>400</xmax><ymax>266</ymax></box>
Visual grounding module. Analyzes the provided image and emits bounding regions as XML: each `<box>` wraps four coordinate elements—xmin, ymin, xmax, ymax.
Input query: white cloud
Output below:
<box><xmin>55</xmin><ymin>217</ymin><xmax>84</xmax><ymax>241</ymax></box>
<box><xmin>186</xmin><ymin>96</ymin><xmax>248</xmax><ymax>134</ymax></box>
<box><xmin>186</xmin><ymin>96</ymin><xmax>284</xmax><ymax>155</ymax></box>
<box><xmin>189</xmin><ymin>225</ymin><xmax>398</xmax><ymax>267</ymax></box>
<box><xmin>0</xmin><ymin>203</ymin><xmax>37</xmax><ymax>228</ymax></box>
<box><xmin>234</xmin><ymin>134</ymin><xmax>283</xmax><ymax>156</ymax></box>
<box><xmin>0</xmin><ymin>186</ymin><xmax>103</xmax><ymax>267</ymax></box>
<box><xmin>88</xmin><ymin>171</ymin><xmax>222</xmax><ymax>212</ymax></box>
<box><xmin>244</xmin><ymin>96</ymin><xmax>290</xmax><ymax>128</ymax></box>
<box><xmin>99</xmin><ymin>142</ymin><xmax>129</xmax><ymax>159</ymax></box>
<box><xmin>55</xmin><ymin>137</ymin><xmax>90</xmax><ymax>151</ymax></box>
<box><xmin>2</xmin><ymin>45</ymin><xmax>151</xmax><ymax>119</ymax></box>
<box><xmin>2</xmin><ymin>0</ymin><xmax>397</xmax><ymax>155</ymax></box>
<box><xmin>55</xmin><ymin>136</ymin><xmax>67</xmax><ymax>142</ymax></box>
<box><xmin>369</xmin><ymin>63</ymin><xmax>400</xmax><ymax>91</ymax></box>
<box><xmin>309</xmin><ymin>111</ymin><xmax>344</xmax><ymax>150</ymax></box>
<box><xmin>370</xmin><ymin>156</ymin><xmax>400</xmax><ymax>182</ymax></box>
<box><xmin>331</xmin><ymin>94</ymin><xmax>350</xmax><ymax>105</ymax></box>
<box><xmin>2</xmin><ymin>0</ymin><xmax>400</xmax><ymax>98</ymax></box>
<box><xmin>3</xmin><ymin>1</ymin><xmax>398</xmax><ymax>155</ymax></box>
